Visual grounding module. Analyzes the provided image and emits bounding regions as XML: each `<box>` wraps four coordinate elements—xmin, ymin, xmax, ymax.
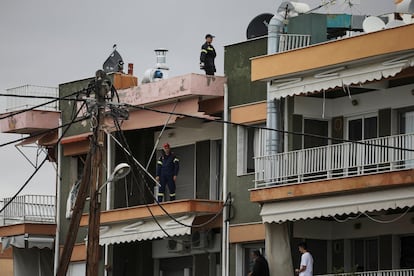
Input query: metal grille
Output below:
<box><xmin>5</xmin><ymin>85</ymin><xmax>58</xmax><ymax>112</ymax></box>
<box><xmin>1</xmin><ymin>195</ymin><xmax>55</xmax><ymax>225</ymax></box>
<box><xmin>278</xmin><ymin>34</ymin><xmax>311</xmax><ymax>52</ymax></box>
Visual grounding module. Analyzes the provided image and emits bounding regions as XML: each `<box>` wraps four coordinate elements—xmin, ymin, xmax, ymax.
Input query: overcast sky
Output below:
<box><xmin>0</xmin><ymin>0</ymin><xmax>396</xmax><ymax>198</ymax></box>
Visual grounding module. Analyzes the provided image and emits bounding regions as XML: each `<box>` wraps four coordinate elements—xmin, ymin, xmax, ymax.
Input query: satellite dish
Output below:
<box><xmin>246</xmin><ymin>13</ymin><xmax>274</xmax><ymax>39</ymax></box>
<box><xmin>362</xmin><ymin>16</ymin><xmax>386</xmax><ymax>33</ymax></box>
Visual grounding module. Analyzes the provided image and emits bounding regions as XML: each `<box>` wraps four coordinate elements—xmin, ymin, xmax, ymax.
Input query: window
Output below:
<box><xmin>237</xmin><ymin>125</ymin><xmax>266</xmax><ymax>175</ymax></box>
<box><xmin>352</xmin><ymin>238</ymin><xmax>379</xmax><ymax>272</ymax></box>
<box><xmin>348</xmin><ymin>116</ymin><xmax>378</xmax><ymax>141</ymax></box>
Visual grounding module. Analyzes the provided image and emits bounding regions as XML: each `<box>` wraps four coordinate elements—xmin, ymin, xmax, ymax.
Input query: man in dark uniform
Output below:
<box><xmin>156</xmin><ymin>143</ymin><xmax>179</xmax><ymax>202</ymax></box>
<box><xmin>248</xmin><ymin>250</ymin><xmax>270</xmax><ymax>276</ymax></box>
<box><xmin>200</xmin><ymin>34</ymin><xmax>216</xmax><ymax>75</ymax></box>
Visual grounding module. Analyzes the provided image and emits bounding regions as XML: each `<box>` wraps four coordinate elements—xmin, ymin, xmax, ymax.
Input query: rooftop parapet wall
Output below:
<box><xmin>118</xmin><ymin>73</ymin><xmax>226</xmax><ymax>106</ymax></box>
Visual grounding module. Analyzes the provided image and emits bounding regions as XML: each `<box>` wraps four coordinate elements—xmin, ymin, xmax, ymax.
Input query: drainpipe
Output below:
<box><xmin>53</xmin><ymin>118</ymin><xmax>62</xmax><ymax>276</ymax></box>
<box><xmin>104</xmin><ymin>133</ymin><xmax>113</xmax><ymax>276</ymax></box>
<box><xmin>267</xmin><ymin>13</ymin><xmax>284</xmax><ymax>154</ymax></box>
<box><xmin>221</xmin><ymin>83</ymin><xmax>229</xmax><ymax>276</ymax></box>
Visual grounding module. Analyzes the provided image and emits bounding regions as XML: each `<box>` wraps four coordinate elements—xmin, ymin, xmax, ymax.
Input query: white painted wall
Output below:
<box><xmin>154</xmin><ymin>121</ymin><xmax>222</xmax><ymax>149</ymax></box>
<box><xmin>293</xmin><ymin>213</ymin><xmax>414</xmax><ymax>240</ymax></box>
<box><xmin>294</xmin><ymin>83</ymin><xmax>414</xmax><ymax>120</ymax></box>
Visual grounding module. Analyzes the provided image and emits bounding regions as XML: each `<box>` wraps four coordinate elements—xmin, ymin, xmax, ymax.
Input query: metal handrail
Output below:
<box><xmin>255</xmin><ymin>133</ymin><xmax>414</xmax><ymax>187</ymax></box>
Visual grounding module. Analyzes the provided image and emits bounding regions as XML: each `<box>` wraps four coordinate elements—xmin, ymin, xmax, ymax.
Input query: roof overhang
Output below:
<box><xmin>268</xmin><ymin>53</ymin><xmax>414</xmax><ymax>99</ymax></box>
<box><xmin>251</xmin><ymin>23</ymin><xmax>414</xmax><ymax>82</ymax></box>
<box><xmin>260</xmin><ymin>186</ymin><xmax>414</xmax><ymax>224</ymax></box>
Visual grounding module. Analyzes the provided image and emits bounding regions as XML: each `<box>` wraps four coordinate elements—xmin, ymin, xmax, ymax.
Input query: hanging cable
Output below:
<box><xmin>105</xmin><ymin>128</ymin><xmax>228</xmax><ymax>229</ymax></box>
<box><xmin>0</xmin><ymin>157</ymin><xmax>48</xmax><ymax>214</ymax></box>
<box><xmin>0</xmin><ymin>89</ymin><xmax>88</xmax><ymax>121</ymax></box>
<box><xmin>363</xmin><ymin>207</ymin><xmax>411</xmax><ymax>224</ymax></box>
<box><xmin>121</xmin><ymin>103</ymin><xmax>414</xmax><ymax>152</ymax></box>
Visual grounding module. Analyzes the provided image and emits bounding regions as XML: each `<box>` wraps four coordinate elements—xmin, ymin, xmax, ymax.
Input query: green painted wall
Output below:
<box><xmin>224</xmin><ymin>37</ymin><xmax>267</xmax><ymax>108</ymax></box>
<box><xmin>287</xmin><ymin>13</ymin><xmax>327</xmax><ymax>44</ymax></box>
<box><xmin>224</xmin><ymin>38</ymin><xmax>267</xmax><ymax>225</ymax></box>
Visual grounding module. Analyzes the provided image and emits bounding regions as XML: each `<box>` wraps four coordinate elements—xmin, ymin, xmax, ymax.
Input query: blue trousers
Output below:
<box><xmin>158</xmin><ymin>175</ymin><xmax>176</xmax><ymax>202</ymax></box>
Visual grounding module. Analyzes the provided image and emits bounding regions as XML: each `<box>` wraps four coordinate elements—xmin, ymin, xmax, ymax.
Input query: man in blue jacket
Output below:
<box><xmin>156</xmin><ymin>143</ymin><xmax>179</xmax><ymax>202</ymax></box>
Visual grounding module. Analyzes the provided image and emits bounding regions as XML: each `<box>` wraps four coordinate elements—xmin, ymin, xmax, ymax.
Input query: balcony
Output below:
<box><xmin>320</xmin><ymin>268</ymin><xmax>414</xmax><ymax>276</ymax></box>
<box><xmin>0</xmin><ymin>85</ymin><xmax>60</xmax><ymax>134</ymax></box>
<box><xmin>0</xmin><ymin>195</ymin><xmax>55</xmax><ymax>226</ymax></box>
<box><xmin>254</xmin><ymin>133</ymin><xmax>414</xmax><ymax>188</ymax></box>
<box><xmin>278</xmin><ymin>34</ymin><xmax>311</xmax><ymax>53</ymax></box>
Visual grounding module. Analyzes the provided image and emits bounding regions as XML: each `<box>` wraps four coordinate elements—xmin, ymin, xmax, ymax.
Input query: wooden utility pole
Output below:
<box><xmin>56</xmin><ymin>70</ymin><xmax>110</xmax><ymax>276</ymax></box>
<box><xmin>56</xmin><ymin>152</ymin><xmax>92</xmax><ymax>276</ymax></box>
<box><xmin>86</xmin><ymin>70</ymin><xmax>109</xmax><ymax>276</ymax></box>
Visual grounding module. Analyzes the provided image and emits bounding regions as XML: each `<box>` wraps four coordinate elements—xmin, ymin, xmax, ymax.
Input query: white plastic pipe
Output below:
<box><xmin>104</xmin><ymin>132</ymin><xmax>113</xmax><ymax>276</ymax></box>
<box><xmin>221</xmin><ymin>83</ymin><xmax>229</xmax><ymax>276</ymax></box>
<box><xmin>53</xmin><ymin>118</ymin><xmax>62</xmax><ymax>276</ymax></box>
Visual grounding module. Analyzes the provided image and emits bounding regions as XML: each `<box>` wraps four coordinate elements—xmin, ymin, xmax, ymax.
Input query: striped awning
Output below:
<box><xmin>260</xmin><ymin>186</ymin><xmax>414</xmax><ymax>223</ymax></box>
<box><xmin>97</xmin><ymin>215</ymin><xmax>195</xmax><ymax>246</ymax></box>
<box><xmin>269</xmin><ymin>55</ymin><xmax>414</xmax><ymax>99</ymax></box>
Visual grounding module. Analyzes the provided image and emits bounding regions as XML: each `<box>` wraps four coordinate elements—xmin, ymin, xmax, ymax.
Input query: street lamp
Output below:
<box><xmin>98</xmin><ymin>163</ymin><xmax>131</xmax><ymax>202</ymax></box>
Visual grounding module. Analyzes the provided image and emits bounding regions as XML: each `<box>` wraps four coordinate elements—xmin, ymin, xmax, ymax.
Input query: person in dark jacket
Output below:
<box><xmin>156</xmin><ymin>143</ymin><xmax>179</xmax><ymax>202</ymax></box>
<box><xmin>200</xmin><ymin>34</ymin><xmax>216</xmax><ymax>75</ymax></box>
<box><xmin>248</xmin><ymin>250</ymin><xmax>270</xmax><ymax>276</ymax></box>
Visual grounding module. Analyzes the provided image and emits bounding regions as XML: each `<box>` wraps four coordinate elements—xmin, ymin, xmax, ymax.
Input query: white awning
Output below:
<box><xmin>2</xmin><ymin>234</ymin><xmax>54</xmax><ymax>250</ymax></box>
<box><xmin>269</xmin><ymin>55</ymin><xmax>414</xmax><ymax>99</ymax></box>
<box><xmin>98</xmin><ymin>215</ymin><xmax>195</xmax><ymax>246</ymax></box>
<box><xmin>261</xmin><ymin>186</ymin><xmax>414</xmax><ymax>223</ymax></box>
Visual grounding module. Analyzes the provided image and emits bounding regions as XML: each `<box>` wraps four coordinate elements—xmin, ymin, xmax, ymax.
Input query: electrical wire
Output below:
<box><xmin>0</xmin><ymin>89</ymin><xmax>87</xmax><ymax>121</ymax></box>
<box><xmin>0</xmin><ymin>100</ymin><xmax>88</xmax><ymax>214</ymax></box>
<box><xmin>105</xmin><ymin>127</ymin><xmax>228</xmax><ymax>229</ymax></box>
<box><xmin>0</xmin><ymin>157</ymin><xmax>48</xmax><ymax>214</ymax></box>
<box><xmin>0</xmin><ymin>115</ymin><xmax>90</xmax><ymax>148</ymax></box>
<box><xmin>122</xmin><ymin>103</ymin><xmax>414</xmax><ymax>153</ymax></box>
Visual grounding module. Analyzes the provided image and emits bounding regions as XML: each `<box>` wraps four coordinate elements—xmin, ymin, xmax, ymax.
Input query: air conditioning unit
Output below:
<box><xmin>191</xmin><ymin>231</ymin><xmax>212</xmax><ymax>249</ymax></box>
<box><xmin>167</xmin><ymin>239</ymin><xmax>191</xmax><ymax>253</ymax></box>
<box><xmin>167</xmin><ymin>239</ymin><xmax>183</xmax><ymax>252</ymax></box>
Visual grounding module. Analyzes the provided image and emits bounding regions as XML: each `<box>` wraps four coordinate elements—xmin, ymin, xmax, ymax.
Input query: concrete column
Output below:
<box><xmin>344</xmin><ymin>239</ymin><xmax>352</xmax><ymax>272</ymax></box>
<box><xmin>266</xmin><ymin>223</ymin><xmax>294</xmax><ymax>276</ymax></box>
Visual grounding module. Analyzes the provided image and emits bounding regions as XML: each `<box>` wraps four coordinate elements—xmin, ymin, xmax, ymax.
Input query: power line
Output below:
<box><xmin>0</xmin><ymin>93</ymin><xmax>85</xmax><ymax>101</ymax></box>
<box><xmin>0</xmin><ymin>101</ymin><xmax>88</xmax><ymax>214</ymax></box>
<box><xmin>0</xmin><ymin>157</ymin><xmax>48</xmax><ymax>214</ymax></box>
<box><xmin>105</xmin><ymin>127</ymin><xmax>228</xmax><ymax>229</ymax></box>
<box><xmin>120</xmin><ymin>103</ymin><xmax>414</xmax><ymax>152</ymax></box>
<box><xmin>0</xmin><ymin>89</ymin><xmax>86</xmax><ymax>121</ymax></box>
<box><xmin>0</xmin><ymin>115</ymin><xmax>90</xmax><ymax>148</ymax></box>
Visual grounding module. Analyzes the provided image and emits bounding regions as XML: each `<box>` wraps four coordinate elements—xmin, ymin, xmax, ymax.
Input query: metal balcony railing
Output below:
<box><xmin>320</xmin><ymin>268</ymin><xmax>414</xmax><ymax>276</ymax></box>
<box><xmin>1</xmin><ymin>195</ymin><xmax>55</xmax><ymax>225</ymax></box>
<box><xmin>5</xmin><ymin>85</ymin><xmax>58</xmax><ymax>112</ymax></box>
<box><xmin>255</xmin><ymin>133</ymin><xmax>414</xmax><ymax>188</ymax></box>
<box><xmin>278</xmin><ymin>34</ymin><xmax>311</xmax><ymax>52</ymax></box>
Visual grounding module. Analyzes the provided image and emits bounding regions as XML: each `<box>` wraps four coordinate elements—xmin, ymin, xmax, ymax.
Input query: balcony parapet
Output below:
<box><xmin>0</xmin><ymin>195</ymin><xmax>55</xmax><ymax>226</ymax></box>
<box><xmin>254</xmin><ymin>133</ymin><xmax>414</xmax><ymax>188</ymax></box>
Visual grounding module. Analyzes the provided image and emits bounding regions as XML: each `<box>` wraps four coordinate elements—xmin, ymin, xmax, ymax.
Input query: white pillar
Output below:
<box><xmin>265</xmin><ymin>223</ymin><xmax>294</xmax><ymax>276</ymax></box>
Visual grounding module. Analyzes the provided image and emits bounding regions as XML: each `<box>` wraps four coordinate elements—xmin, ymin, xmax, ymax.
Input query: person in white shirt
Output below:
<box><xmin>295</xmin><ymin>242</ymin><xmax>313</xmax><ymax>276</ymax></box>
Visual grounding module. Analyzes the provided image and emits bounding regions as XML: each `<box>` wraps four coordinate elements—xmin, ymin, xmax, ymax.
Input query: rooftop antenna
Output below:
<box><xmin>103</xmin><ymin>44</ymin><xmax>124</xmax><ymax>73</ymax></box>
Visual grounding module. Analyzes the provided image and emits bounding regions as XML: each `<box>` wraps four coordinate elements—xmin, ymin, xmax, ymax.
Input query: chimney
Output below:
<box><xmin>128</xmin><ymin>63</ymin><xmax>134</xmax><ymax>75</ymax></box>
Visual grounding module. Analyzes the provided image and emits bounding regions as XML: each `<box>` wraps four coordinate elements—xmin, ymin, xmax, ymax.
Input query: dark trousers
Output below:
<box><xmin>204</xmin><ymin>67</ymin><xmax>215</xmax><ymax>76</ymax></box>
<box><xmin>158</xmin><ymin>176</ymin><xmax>176</xmax><ymax>202</ymax></box>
